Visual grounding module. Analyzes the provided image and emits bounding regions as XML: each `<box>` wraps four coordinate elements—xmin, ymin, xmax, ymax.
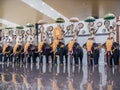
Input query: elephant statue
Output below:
<box><xmin>13</xmin><ymin>35</ymin><xmax>24</xmax><ymax>63</ymax></box>
<box><xmin>103</xmin><ymin>37</ymin><xmax>119</xmax><ymax>67</ymax></box>
<box><xmin>38</xmin><ymin>41</ymin><xmax>53</xmax><ymax>64</ymax></box>
<box><xmin>66</xmin><ymin>40</ymin><xmax>83</xmax><ymax>65</ymax></box>
<box><xmin>0</xmin><ymin>44</ymin><xmax>2</xmax><ymax>62</ymax></box>
<box><xmin>51</xmin><ymin>39</ymin><xmax>68</xmax><ymax>65</ymax></box>
<box><xmin>2</xmin><ymin>44</ymin><xmax>13</xmax><ymax>62</ymax></box>
<box><xmin>103</xmin><ymin>20</ymin><xmax>119</xmax><ymax>67</ymax></box>
<box><xmin>48</xmin><ymin>26</ymin><xmax>68</xmax><ymax>65</ymax></box>
<box><xmin>83</xmin><ymin>37</ymin><xmax>100</xmax><ymax>66</ymax></box>
<box><xmin>0</xmin><ymin>36</ymin><xmax>2</xmax><ymax>61</ymax></box>
<box><xmin>2</xmin><ymin>36</ymin><xmax>13</xmax><ymax>62</ymax></box>
<box><xmin>24</xmin><ymin>35</ymin><xmax>37</xmax><ymax>63</ymax></box>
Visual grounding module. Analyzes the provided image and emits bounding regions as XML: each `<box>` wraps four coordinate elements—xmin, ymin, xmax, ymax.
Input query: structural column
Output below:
<box><xmin>116</xmin><ymin>16</ymin><xmax>119</xmax><ymax>43</ymax></box>
<box><xmin>91</xmin><ymin>0</ymin><xmax>99</xmax><ymax>19</ymax></box>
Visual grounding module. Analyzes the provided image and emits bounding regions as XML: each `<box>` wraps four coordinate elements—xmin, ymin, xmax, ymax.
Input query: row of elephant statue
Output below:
<box><xmin>0</xmin><ymin>37</ymin><xmax>119</xmax><ymax>67</ymax></box>
<box><xmin>0</xmin><ymin>39</ymin><xmax>82</xmax><ymax>64</ymax></box>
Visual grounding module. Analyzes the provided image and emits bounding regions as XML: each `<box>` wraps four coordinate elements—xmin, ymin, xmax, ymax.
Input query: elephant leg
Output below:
<box><xmin>11</xmin><ymin>54</ymin><xmax>14</xmax><ymax>62</ymax></box>
<box><xmin>87</xmin><ymin>53</ymin><xmax>91</xmax><ymax>65</ymax></box>
<box><xmin>113</xmin><ymin>51</ymin><xmax>119</xmax><ymax>65</ymax></box>
<box><xmin>16</xmin><ymin>54</ymin><xmax>18</xmax><ymax>63</ymax></box>
<box><xmin>39</xmin><ymin>55</ymin><xmax>43</xmax><ymax>64</ymax></box>
<box><xmin>4</xmin><ymin>54</ymin><xmax>7</xmax><ymax>62</ymax></box>
<box><xmin>65</xmin><ymin>55</ymin><xmax>68</xmax><ymax>65</ymax></box>
<box><xmin>90</xmin><ymin>54</ymin><xmax>94</xmax><ymax>65</ymax></box>
<box><xmin>2</xmin><ymin>54</ymin><xmax>4</xmax><ymax>62</ymax></box>
<box><xmin>79</xmin><ymin>49</ymin><xmax>83</xmax><ymax>65</ymax></box>
<box><xmin>16</xmin><ymin>54</ymin><xmax>20</xmax><ymax>63</ymax></box>
<box><xmin>13</xmin><ymin>55</ymin><xmax>16</xmax><ymax>63</ymax></box>
<box><xmin>0</xmin><ymin>54</ymin><xmax>2</xmax><ymax>62</ymax></box>
<box><xmin>17</xmin><ymin>54</ymin><xmax>20</xmax><ymax>63</ymax></box>
<box><xmin>31</xmin><ymin>54</ymin><xmax>34</xmax><ymax>63</ymax></box>
<box><xmin>74</xmin><ymin>55</ymin><xmax>79</xmax><ymax>65</ymax></box>
<box><xmin>113</xmin><ymin>56</ymin><xmax>119</xmax><ymax>65</ymax></box>
<box><xmin>36</xmin><ymin>53</ymin><xmax>39</xmax><ymax>63</ymax></box>
<box><xmin>46</xmin><ymin>55</ymin><xmax>49</xmax><ymax>64</ymax></box>
<box><xmin>55</xmin><ymin>56</ymin><xmax>58</xmax><ymax>64</ymax></box>
<box><xmin>59</xmin><ymin>54</ymin><xmax>63</xmax><ymax>64</ymax></box>
<box><xmin>51</xmin><ymin>54</ymin><xmax>54</xmax><ymax>64</ymax></box>
<box><xmin>79</xmin><ymin>56</ymin><xmax>83</xmax><ymax>65</ymax></box>
<box><xmin>21</xmin><ymin>53</ymin><xmax>24</xmax><ymax>63</ymax></box>
<box><xmin>8</xmin><ymin>54</ymin><xmax>11</xmax><ymax>62</ymax></box>
<box><xmin>106</xmin><ymin>53</ymin><xmax>112</xmax><ymax>67</ymax></box>
<box><xmin>110</xmin><ymin>57</ymin><xmax>113</xmax><ymax>66</ymax></box>
<box><xmin>55</xmin><ymin>55</ymin><xmax>58</xmax><ymax>64</ymax></box>
<box><xmin>2</xmin><ymin>54</ymin><xmax>5</xmax><ymax>62</ymax></box>
<box><xmin>34</xmin><ymin>53</ymin><xmax>38</xmax><ymax>63</ymax></box>
<box><xmin>23</xmin><ymin>54</ymin><xmax>27</xmax><ymax>63</ymax></box>
<box><xmin>93</xmin><ymin>53</ymin><xmax>99</xmax><ymax>65</ymax></box>
<box><xmin>32</xmin><ymin>53</ymin><xmax>36</xmax><ymax>63</ymax></box>
<box><xmin>93</xmin><ymin>56</ymin><xmax>98</xmax><ymax>65</ymax></box>
<box><xmin>25</xmin><ymin>54</ymin><xmax>29</xmax><ymax>63</ymax></box>
<box><xmin>53</xmin><ymin>54</ymin><xmax>57</xmax><ymax>64</ymax></box>
<box><xmin>16</xmin><ymin>54</ymin><xmax>19</xmax><ymax>63</ymax></box>
<box><xmin>87</xmin><ymin>53</ymin><xmax>93</xmax><ymax>65</ymax></box>
<box><xmin>18</xmin><ymin>54</ymin><xmax>21</xmax><ymax>63</ymax></box>
<box><xmin>16</xmin><ymin>55</ymin><xmax>19</xmax><ymax>63</ymax></box>
<box><xmin>27</xmin><ymin>54</ymin><xmax>31</xmax><ymax>63</ymax></box>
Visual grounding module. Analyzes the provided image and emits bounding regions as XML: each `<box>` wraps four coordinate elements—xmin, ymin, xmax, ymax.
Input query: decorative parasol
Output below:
<box><xmin>69</xmin><ymin>17</ymin><xmax>79</xmax><ymax>22</ymax></box>
<box><xmin>56</xmin><ymin>17</ymin><xmax>65</xmax><ymax>23</ymax></box>
<box><xmin>16</xmin><ymin>25</ymin><xmax>24</xmax><ymax>30</ymax></box>
<box><xmin>5</xmin><ymin>26</ymin><xmax>14</xmax><ymax>30</ymax></box>
<box><xmin>104</xmin><ymin>13</ymin><xmax>115</xmax><ymax>20</ymax></box>
<box><xmin>85</xmin><ymin>16</ymin><xmax>95</xmax><ymax>22</ymax></box>
<box><xmin>26</xmin><ymin>23</ymin><xmax>34</xmax><ymax>28</ymax></box>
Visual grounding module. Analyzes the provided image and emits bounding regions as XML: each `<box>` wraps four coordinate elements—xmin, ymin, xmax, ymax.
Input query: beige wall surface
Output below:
<box><xmin>44</xmin><ymin>0</ymin><xmax>120</xmax><ymax>19</ymax></box>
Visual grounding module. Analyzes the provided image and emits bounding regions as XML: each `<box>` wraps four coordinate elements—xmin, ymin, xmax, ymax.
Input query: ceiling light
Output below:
<box><xmin>47</xmin><ymin>14</ymin><xmax>50</xmax><ymax>16</ymax></box>
<box><xmin>42</xmin><ymin>2</ymin><xmax>45</xmax><ymax>5</ymax></box>
<box><xmin>30</xmin><ymin>4</ymin><xmax>34</xmax><ymax>7</ymax></box>
<box><xmin>50</xmin><ymin>8</ymin><xmax>54</xmax><ymax>11</ymax></box>
<box><xmin>40</xmin><ymin>10</ymin><xmax>43</xmax><ymax>12</ymax></box>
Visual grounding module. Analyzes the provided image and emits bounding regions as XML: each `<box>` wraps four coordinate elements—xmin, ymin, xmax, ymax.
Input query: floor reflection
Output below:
<box><xmin>0</xmin><ymin>62</ymin><xmax>120</xmax><ymax>90</ymax></box>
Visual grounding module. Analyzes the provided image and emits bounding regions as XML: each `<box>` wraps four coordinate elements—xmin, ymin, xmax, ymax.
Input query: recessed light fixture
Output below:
<box><xmin>40</xmin><ymin>9</ymin><xmax>43</xmax><ymax>12</ymax></box>
<box><xmin>50</xmin><ymin>8</ymin><xmax>54</xmax><ymax>11</ymax></box>
<box><xmin>30</xmin><ymin>4</ymin><xmax>34</xmax><ymax>7</ymax></box>
<box><xmin>42</xmin><ymin>2</ymin><xmax>45</xmax><ymax>5</ymax></box>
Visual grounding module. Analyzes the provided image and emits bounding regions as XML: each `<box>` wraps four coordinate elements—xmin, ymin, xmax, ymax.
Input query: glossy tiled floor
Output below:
<box><xmin>0</xmin><ymin>61</ymin><xmax>120</xmax><ymax>90</ymax></box>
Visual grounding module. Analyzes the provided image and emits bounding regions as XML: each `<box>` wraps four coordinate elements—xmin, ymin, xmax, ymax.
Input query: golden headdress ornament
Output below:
<box><xmin>53</xmin><ymin>26</ymin><xmax>62</xmax><ymax>40</ymax></box>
